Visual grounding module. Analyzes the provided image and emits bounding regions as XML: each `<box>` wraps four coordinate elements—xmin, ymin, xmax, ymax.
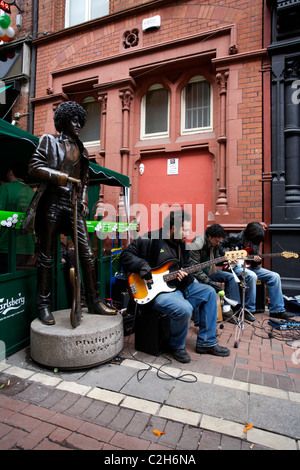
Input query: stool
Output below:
<box><xmin>134</xmin><ymin>306</ymin><xmax>170</xmax><ymax>356</ymax></box>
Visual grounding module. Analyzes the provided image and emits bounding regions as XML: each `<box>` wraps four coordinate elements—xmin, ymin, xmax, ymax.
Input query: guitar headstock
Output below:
<box><xmin>282</xmin><ymin>251</ymin><xmax>299</xmax><ymax>259</ymax></box>
<box><xmin>224</xmin><ymin>250</ymin><xmax>247</xmax><ymax>261</ymax></box>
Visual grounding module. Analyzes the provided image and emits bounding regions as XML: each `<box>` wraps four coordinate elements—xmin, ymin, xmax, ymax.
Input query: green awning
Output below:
<box><xmin>0</xmin><ymin>118</ymin><xmax>39</xmax><ymax>172</ymax></box>
<box><xmin>89</xmin><ymin>161</ymin><xmax>130</xmax><ymax>188</ymax></box>
<box><xmin>0</xmin><ymin>118</ymin><xmax>39</xmax><ymax>144</ymax></box>
<box><xmin>0</xmin><ymin>119</ymin><xmax>129</xmax><ymax>188</ymax></box>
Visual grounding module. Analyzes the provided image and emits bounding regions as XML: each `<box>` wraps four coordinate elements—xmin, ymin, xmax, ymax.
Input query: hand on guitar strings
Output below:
<box><xmin>176</xmin><ymin>269</ymin><xmax>188</xmax><ymax>282</ymax></box>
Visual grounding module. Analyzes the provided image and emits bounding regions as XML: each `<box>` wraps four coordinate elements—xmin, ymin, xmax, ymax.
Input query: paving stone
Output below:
<box><xmin>249</xmin><ymin>393</ymin><xmax>300</xmax><ymax>439</ymax></box>
<box><xmin>64</xmin><ymin>396</ymin><xmax>94</xmax><ymax>418</ymax></box>
<box><xmin>176</xmin><ymin>425</ymin><xmax>203</xmax><ymax>450</ymax></box>
<box><xmin>123</xmin><ymin>411</ymin><xmax>151</xmax><ymax>437</ymax></box>
<box><xmin>94</xmin><ymin>403</ymin><xmax>120</xmax><ymax>426</ymax></box>
<box><xmin>198</xmin><ymin>429</ymin><xmax>221</xmax><ymax>450</ymax></box>
<box><xmin>109</xmin><ymin>407</ymin><xmax>135</xmax><ymax>432</ymax></box>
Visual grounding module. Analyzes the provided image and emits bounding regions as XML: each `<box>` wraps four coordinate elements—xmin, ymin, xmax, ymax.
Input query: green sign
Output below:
<box><xmin>86</xmin><ymin>220</ymin><xmax>138</xmax><ymax>233</ymax></box>
<box><xmin>0</xmin><ymin>211</ymin><xmax>25</xmax><ymax>229</ymax></box>
<box><xmin>0</xmin><ymin>211</ymin><xmax>137</xmax><ymax>233</ymax></box>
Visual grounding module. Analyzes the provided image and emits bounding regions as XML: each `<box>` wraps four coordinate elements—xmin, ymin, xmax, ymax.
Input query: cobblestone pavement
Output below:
<box><xmin>0</xmin><ymin>312</ymin><xmax>299</xmax><ymax>453</ymax></box>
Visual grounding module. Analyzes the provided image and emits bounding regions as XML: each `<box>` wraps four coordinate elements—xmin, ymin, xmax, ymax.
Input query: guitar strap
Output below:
<box><xmin>178</xmin><ymin>245</ymin><xmax>181</xmax><ymax>265</ymax></box>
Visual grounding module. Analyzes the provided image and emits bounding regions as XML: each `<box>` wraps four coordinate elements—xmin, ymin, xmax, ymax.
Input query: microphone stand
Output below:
<box><xmin>233</xmin><ymin>260</ymin><xmax>247</xmax><ymax>348</ymax></box>
<box><xmin>219</xmin><ymin>259</ymin><xmax>254</xmax><ymax>348</ymax></box>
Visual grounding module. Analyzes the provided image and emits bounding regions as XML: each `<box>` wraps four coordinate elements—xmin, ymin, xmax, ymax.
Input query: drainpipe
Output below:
<box><xmin>28</xmin><ymin>0</ymin><xmax>38</xmax><ymax>134</ymax></box>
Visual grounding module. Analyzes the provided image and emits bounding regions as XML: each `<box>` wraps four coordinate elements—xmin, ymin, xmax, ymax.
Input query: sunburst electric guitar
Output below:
<box><xmin>127</xmin><ymin>250</ymin><xmax>247</xmax><ymax>305</ymax></box>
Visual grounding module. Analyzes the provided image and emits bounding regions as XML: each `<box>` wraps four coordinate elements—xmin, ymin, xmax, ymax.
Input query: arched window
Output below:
<box><xmin>141</xmin><ymin>84</ymin><xmax>169</xmax><ymax>139</ymax></box>
<box><xmin>79</xmin><ymin>97</ymin><xmax>101</xmax><ymax>146</ymax></box>
<box><xmin>181</xmin><ymin>76</ymin><xmax>212</xmax><ymax>134</ymax></box>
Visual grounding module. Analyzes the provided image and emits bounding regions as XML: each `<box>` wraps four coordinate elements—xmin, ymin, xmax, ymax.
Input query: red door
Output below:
<box><xmin>136</xmin><ymin>150</ymin><xmax>213</xmax><ymax>241</ymax></box>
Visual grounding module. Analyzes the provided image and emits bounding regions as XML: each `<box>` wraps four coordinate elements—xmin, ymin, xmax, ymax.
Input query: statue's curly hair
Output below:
<box><xmin>54</xmin><ymin>101</ymin><xmax>87</xmax><ymax>133</ymax></box>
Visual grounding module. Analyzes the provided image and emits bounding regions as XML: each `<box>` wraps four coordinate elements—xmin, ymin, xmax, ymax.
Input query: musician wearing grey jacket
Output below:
<box><xmin>120</xmin><ymin>210</ymin><xmax>230</xmax><ymax>363</ymax></box>
<box><xmin>189</xmin><ymin>224</ymin><xmax>245</xmax><ymax>321</ymax></box>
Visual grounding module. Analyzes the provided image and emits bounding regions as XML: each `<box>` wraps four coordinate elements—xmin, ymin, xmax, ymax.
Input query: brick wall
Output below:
<box><xmin>32</xmin><ymin>0</ymin><xmax>266</xmax><ymax>226</ymax></box>
<box><xmin>237</xmin><ymin>61</ymin><xmax>263</xmax><ymax>223</ymax></box>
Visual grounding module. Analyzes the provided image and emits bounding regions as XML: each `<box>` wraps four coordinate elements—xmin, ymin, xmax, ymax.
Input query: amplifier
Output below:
<box><xmin>111</xmin><ymin>275</ymin><xmax>130</xmax><ymax>309</ymax></box>
<box><xmin>135</xmin><ymin>307</ymin><xmax>170</xmax><ymax>356</ymax></box>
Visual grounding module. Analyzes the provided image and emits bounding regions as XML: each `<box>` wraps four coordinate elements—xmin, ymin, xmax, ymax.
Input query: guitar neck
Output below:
<box><xmin>163</xmin><ymin>255</ymin><xmax>227</xmax><ymax>282</ymax></box>
<box><xmin>247</xmin><ymin>252</ymin><xmax>283</xmax><ymax>259</ymax></box>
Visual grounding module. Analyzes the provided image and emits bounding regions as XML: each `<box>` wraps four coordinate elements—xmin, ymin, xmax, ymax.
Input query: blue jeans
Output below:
<box><xmin>233</xmin><ymin>266</ymin><xmax>285</xmax><ymax>314</ymax></box>
<box><xmin>209</xmin><ymin>271</ymin><xmax>241</xmax><ymax>305</ymax></box>
<box><xmin>152</xmin><ymin>279</ymin><xmax>217</xmax><ymax>350</ymax></box>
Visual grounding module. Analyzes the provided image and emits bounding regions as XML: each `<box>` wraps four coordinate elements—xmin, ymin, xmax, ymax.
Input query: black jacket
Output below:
<box><xmin>218</xmin><ymin>230</ymin><xmax>261</xmax><ymax>268</ymax></box>
<box><xmin>22</xmin><ymin>133</ymin><xmax>89</xmax><ymax>235</ymax></box>
<box><xmin>120</xmin><ymin>228</ymin><xmax>194</xmax><ymax>290</ymax></box>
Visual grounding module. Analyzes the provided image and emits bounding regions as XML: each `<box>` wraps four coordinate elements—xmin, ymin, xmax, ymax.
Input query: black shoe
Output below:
<box><xmin>171</xmin><ymin>347</ymin><xmax>191</xmax><ymax>363</ymax></box>
<box><xmin>196</xmin><ymin>344</ymin><xmax>230</xmax><ymax>357</ymax></box>
<box><xmin>270</xmin><ymin>311</ymin><xmax>294</xmax><ymax>320</ymax></box>
<box><xmin>244</xmin><ymin>310</ymin><xmax>256</xmax><ymax>322</ymax></box>
<box><xmin>88</xmin><ymin>299</ymin><xmax>117</xmax><ymax>315</ymax></box>
<box><xmin>38</xmin><ymin>308</ymin><xmax>55</xmax><ymax>326</ymax></box>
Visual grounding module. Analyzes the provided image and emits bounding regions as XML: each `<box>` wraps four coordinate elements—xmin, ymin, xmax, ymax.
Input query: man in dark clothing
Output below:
<box><xmin>120</xmin><ymin>210</ymin><xmax>230</xmax><ymax>363</ymax></box>
<box><xmin>218</xmin><ymin>222</ymin><xmax>293</xmax><ymax>320</ymax></box>
<box><xmin>22</xmin><ymin>101</ymin><xmax>116</xmax><ymax>325</ymax></box>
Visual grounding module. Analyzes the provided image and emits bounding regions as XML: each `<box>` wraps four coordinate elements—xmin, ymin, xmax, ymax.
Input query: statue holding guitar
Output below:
<box><xmin>217</xmin><ymin>222</ymin><xmax>298</xmax><ymax>320</ymax></box>
<box><xmin>22</xmin><ymin>101</ymin><xmax>117</xmax><ymax>327</ymax></box>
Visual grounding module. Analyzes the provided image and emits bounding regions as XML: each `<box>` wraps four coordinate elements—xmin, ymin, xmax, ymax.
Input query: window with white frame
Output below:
<box><xmin>141</xmin><ymin>84</ymin><xmax>169</xmax><ymax>139</ymax></box>
<box><xmin>181</xmin><ymin>76</ymin><xmax>212</xmax><ymax>134</ymax></box>
<box><xmin>79</xmin><ymin>97</ymin><xmax>101</xmax><ymax>146</ymax></box>
<box><xmin>65</xmin><ymin>0</ymin><xmax>109</xmax><ymax>28</ymax></box>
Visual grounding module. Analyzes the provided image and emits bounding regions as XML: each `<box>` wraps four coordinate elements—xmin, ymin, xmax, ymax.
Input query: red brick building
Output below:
<box><xmin>2</xmin><ymin>0</ymin><xmax>272</xmax><ymax>244</ymax></box>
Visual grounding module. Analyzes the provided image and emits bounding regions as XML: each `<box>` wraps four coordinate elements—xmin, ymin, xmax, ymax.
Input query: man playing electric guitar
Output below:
<box><xmin>218</xmin><ymin>222</ymin><xmax>295</xmax><ymax>320</ymax></box>
<box><xmin>120</xmin><ymin>210</ymin><xmax>230</xmax><ymax>364</ymax></box>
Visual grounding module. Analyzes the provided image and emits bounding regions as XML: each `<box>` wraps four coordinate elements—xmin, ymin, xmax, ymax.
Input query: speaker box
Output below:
<box><xmin>255</xmin><ymin>280</ymin><xmax>266</xmax><ymax>313</ymax></box>
<box><xmin>134</xmin><ymin>307</ymin><xmax>170</xmax><ymax>356</ymax></box>
<box><xmin>111</xmin><ymin>275</ymin><xmax>130</xmax><ymax>309</ymax></box>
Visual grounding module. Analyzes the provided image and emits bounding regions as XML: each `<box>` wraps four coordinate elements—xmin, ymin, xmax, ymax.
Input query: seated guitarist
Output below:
<box><xmin>189</xmin><ymin>224</ymin><xmax>247</xmax><ymax>321</ymax></box>
<box><xmin>218</xmin><ymin>222</ymin><xmax>294</xmax><ymax>320</ymax></box>
<box><xmin>120</xmin><ymin>210</ymin><xmax>230</xmax><ymax>363</ymax></box>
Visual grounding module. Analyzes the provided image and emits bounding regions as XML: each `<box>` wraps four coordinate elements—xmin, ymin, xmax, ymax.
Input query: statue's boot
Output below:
<box><xmin>81</xmin><ymin>261</ymin><xmax>117</xmax><ymax>315</ymax></box>
<box><xmin>36</xmin><ymin>265</ymin><xmax>55</xmax><ymax>325</ymax></box>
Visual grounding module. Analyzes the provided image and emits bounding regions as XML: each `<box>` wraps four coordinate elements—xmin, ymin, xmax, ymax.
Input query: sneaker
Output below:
<box><xmin>270</xmin><ymin>311</ymin><xmax>294</xmax><ymax>320</ymax></box>
<box><xmin>171</xmin><ymin>347</ymin><xmax>191</xmax><ymax>363</ymax></box>
<box><xmin>196</xmin><ymin>344</ymin><xmax>230</xmax><ymax>357</ymax></box>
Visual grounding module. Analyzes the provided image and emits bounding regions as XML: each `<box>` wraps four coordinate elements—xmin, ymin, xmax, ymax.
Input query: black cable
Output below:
<box><xmin>247</xmin><ymin>317</ymin><xmax>300</xmax><ymax>344</ymax></box>
<box><xmin>124</xmin><ymin>302</ymin><xmax>197</xmax><ymax>383</ymax></box>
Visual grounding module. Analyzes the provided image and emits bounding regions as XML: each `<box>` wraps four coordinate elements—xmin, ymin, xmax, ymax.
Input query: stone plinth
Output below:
<box><xmin>30</xmin><ymin>310</ymin><xmax>124</xmax><ymax>370</ymax></box>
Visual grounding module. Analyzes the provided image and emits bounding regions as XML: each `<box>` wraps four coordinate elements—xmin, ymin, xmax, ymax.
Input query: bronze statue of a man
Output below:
<box><xmin>23</xmin><ymin>101</ymin><xmax>116</xmax><ymax>325</ymax></box>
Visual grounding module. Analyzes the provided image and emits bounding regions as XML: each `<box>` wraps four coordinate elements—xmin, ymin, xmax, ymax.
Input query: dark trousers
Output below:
<box><xmin>36</xmin><ymin>194</ymin><xmax>99</xmax><ymax>312</ymax></box>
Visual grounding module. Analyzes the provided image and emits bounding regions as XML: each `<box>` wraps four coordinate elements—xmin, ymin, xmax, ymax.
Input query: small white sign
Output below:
<box><xmin>142</xmin><ymin>15</ymin><xmax>161</xmax><ymax>31</ymax></box>
<box><xmin>167</xmin><ymin>158</ymin><xmax>178</xmax><ymax>175</ymax></box>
